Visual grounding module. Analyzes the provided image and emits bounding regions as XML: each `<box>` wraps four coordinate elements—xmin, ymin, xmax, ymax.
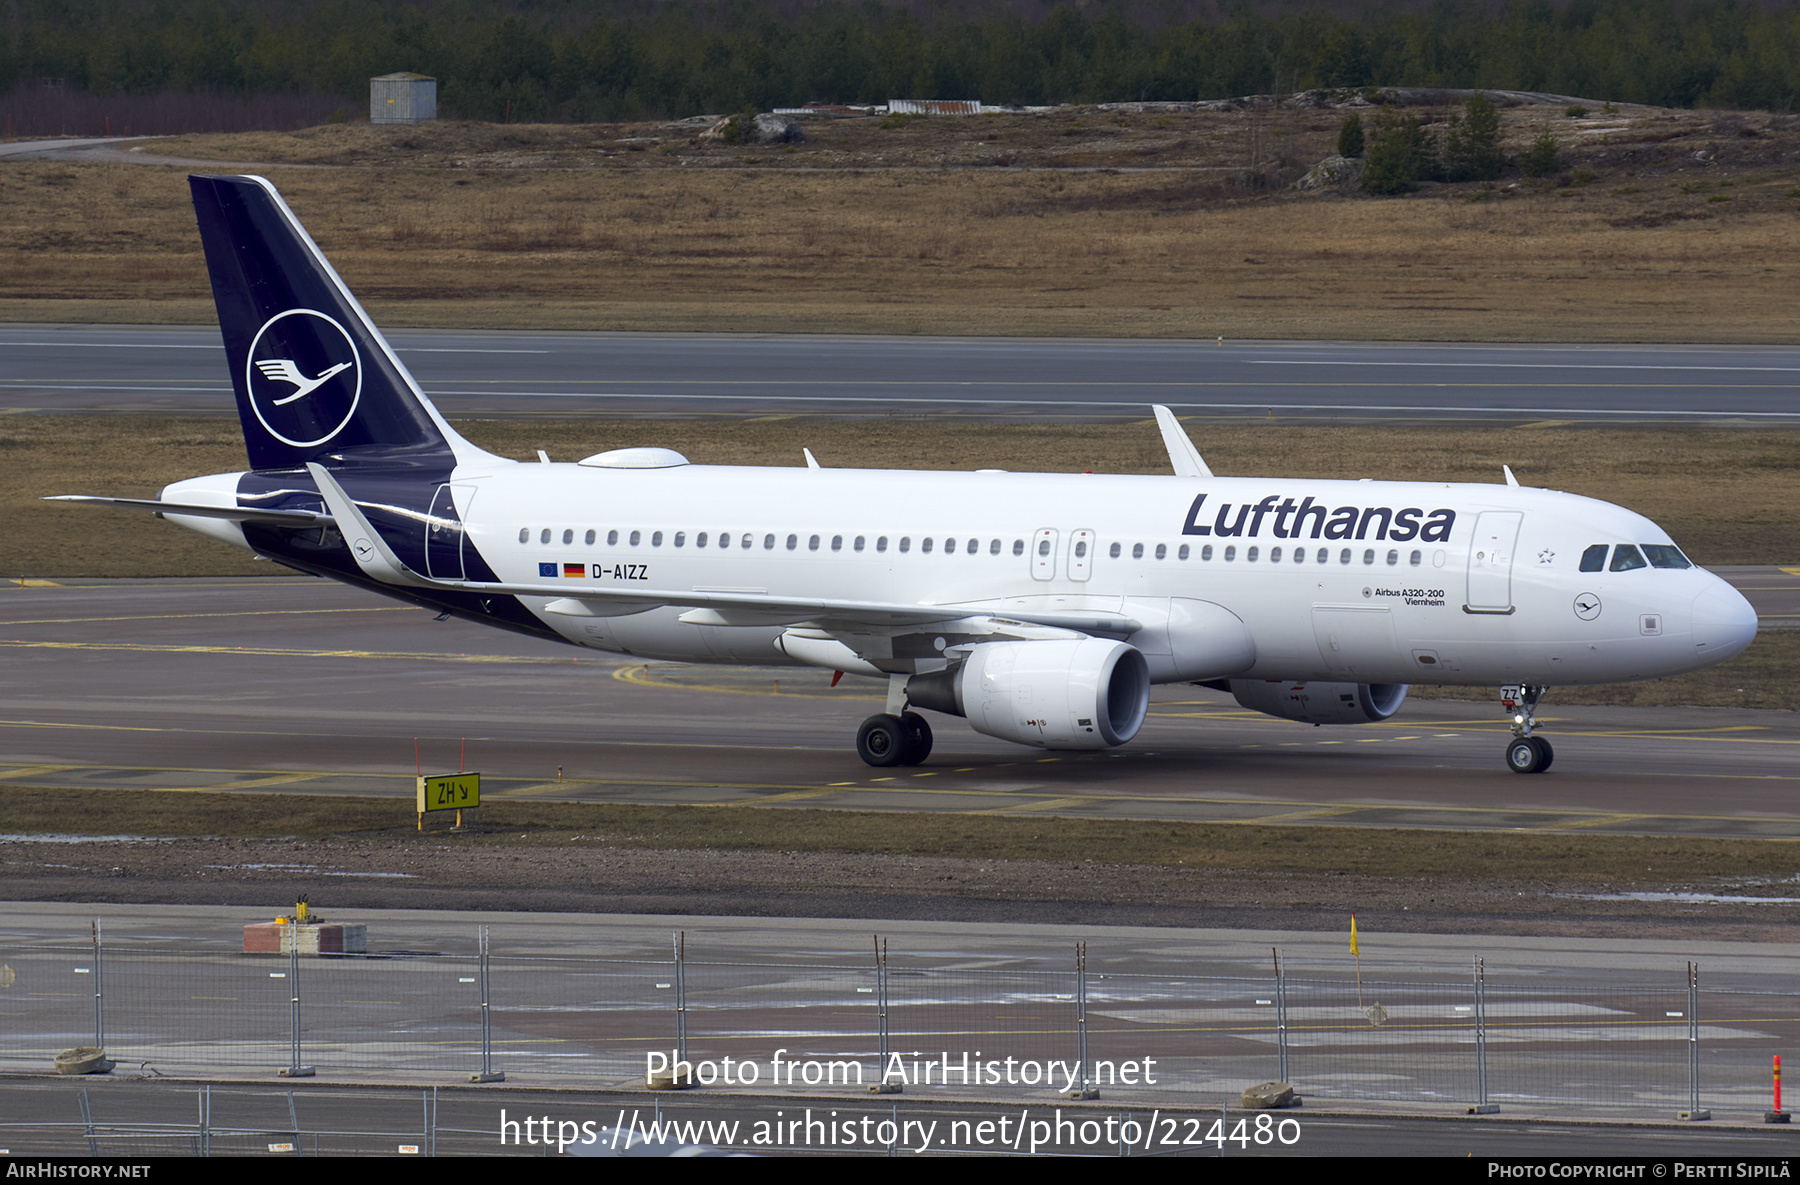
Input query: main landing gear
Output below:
<box><xmin>856</xmin><ymin>712</ymin><xmax>933</xmax><ymax>767</ymax></box>
<box><xmin>1500</xmin><ymin>684</ymin><xmax>1554</xmax><ymax>774</ymax></box>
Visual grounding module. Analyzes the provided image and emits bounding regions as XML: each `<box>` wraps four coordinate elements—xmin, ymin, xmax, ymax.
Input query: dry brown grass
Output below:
<box><xmin>3</xmin><ymin>101</ymin><xmax>1799</xmax><ymax>340</ymax></box>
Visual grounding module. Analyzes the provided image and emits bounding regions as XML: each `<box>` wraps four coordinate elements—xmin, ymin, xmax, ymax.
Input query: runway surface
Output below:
<box><xmin>5</xmin><ymin>324</ymin><xmax>1800</xmax><ymax>422</ymax></box>
<box><xmin>2</xmin><ymin>578</ymin><xmax>1795</xmax><ymax>839</ymax></box>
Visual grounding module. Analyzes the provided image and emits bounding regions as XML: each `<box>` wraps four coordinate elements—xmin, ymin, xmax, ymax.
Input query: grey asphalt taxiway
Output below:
<box><xmin>2</xmin><ymin>576</ymin><xmax>1794</xmax><ymax>838</ymax></box>
<box><xmin>5</xmin><ymin>324</ymin><xmax>1800</xmax><ymax>422</ymax></box>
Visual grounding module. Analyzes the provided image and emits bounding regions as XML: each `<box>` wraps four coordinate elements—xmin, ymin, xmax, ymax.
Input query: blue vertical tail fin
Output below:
<box><xmin>189</xmin><ymin>174</ymin><xmax>494</xmax><ymax>472</ymax></box>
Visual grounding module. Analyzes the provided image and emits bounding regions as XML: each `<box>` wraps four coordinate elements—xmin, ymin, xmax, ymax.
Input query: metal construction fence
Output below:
<box><xmin>2</xmin><ymin>924</ymin><xmax>1792</xmax><ymax>1119</ymax></box>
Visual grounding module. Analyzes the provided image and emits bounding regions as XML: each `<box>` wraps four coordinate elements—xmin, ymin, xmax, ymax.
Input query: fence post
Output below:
<box><xmin>1679</xmin><ymin>961</ymin><xmax>1710</xmax><ymax>1120</ymax></box>
<box><xmin>1273</xmin><ymin>947</ymin><xmax>1288</xmax><ymax>1086</ymax></box>
<box><xmin>91</xmin><ymin>919</ymin><xmax>104</xmax><ymax>1053</ymax></box>
<box><xmin>471</xmin><ymin>926</ymin><xmax>504</xmax><ymax>1082</ymax></box>
<box><xmin>279</xmin><ymin>930</ymin><xmax>314</xmax><ymax>1077</ymax></box>
<box><xmin>675</xmin><ymin>930</ymin><xmax>687</xmax><ymax>1067</ymax></box>
<box><xmin>871</xmin><ymin>935</ymin><xmax>900</xmax><ymax>1093</ymax></box>
<box><xmin>1470</xmin><ymin>956</ymin><xmax>1497</xmax><ymax>1113</ymax></box>
<box><xmin>1071</xmin><ymin>941</ymin><xmax>1097</xmax><ymax>1099</ymax></box>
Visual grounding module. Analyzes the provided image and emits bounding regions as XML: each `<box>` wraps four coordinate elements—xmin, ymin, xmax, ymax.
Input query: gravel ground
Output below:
<box><xmin>6</xmin><ymin>836</ymin><xmax>1798</xmax><ymax>941</ymax></box>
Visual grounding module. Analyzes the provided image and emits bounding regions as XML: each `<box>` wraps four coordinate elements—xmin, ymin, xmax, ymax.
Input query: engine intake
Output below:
<box><xmin>908</xmin><ymin>638</ymin><xmax>1150</xmax><ymax>749</ymax></box>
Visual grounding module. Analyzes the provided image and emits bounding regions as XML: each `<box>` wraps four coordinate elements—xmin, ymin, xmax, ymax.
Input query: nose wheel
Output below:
<box><xmin>856</xmin><ymin>711</ymin><xmax>933</xmax><ymax>767</ymax></box>
<box><xmin>1500</xmin><ymin>684</ymin><xmax>1554</xmax><ymax>774</ymax></box>
<box><xmin>1505</xmin><ymin>735</ymin><xmax>1554</xmax><ymax>774</ymax></box>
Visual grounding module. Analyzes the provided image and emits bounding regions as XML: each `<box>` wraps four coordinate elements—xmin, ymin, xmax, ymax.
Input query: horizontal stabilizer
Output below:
<box><xmin>44</xmin><ymin>495</ymin><xmax>332</xmax><ymax>526</ymax></box>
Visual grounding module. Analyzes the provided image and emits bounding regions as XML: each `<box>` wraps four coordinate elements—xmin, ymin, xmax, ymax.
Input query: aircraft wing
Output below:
<box><xmin>43</xmin><ymin>495</ymin><xmax>333</xmax><ymax>526</ymax></box>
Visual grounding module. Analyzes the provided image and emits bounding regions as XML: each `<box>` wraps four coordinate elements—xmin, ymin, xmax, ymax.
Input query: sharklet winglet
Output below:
<box><xmin>1152</xmin><ymin>405</ymin><xmax>1213</xmax><ymax>478</ymax></box>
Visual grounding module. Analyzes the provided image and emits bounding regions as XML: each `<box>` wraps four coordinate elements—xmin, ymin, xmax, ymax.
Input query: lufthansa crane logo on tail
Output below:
<box><xmin>245</xmin><ymin>309</ymin><xmax>361</xmax><ymax>448</ymax></box>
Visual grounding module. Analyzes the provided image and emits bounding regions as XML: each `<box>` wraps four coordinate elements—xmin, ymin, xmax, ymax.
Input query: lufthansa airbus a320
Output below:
<box><xmin>51</xmin><ymin>175</ymin><xmax>1759</xmax><ymax>774</ymax></box>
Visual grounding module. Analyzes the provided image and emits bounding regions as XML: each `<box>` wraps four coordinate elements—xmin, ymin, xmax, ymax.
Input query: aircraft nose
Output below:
<box><xmin>1691</xmin><ymin>583</ymin><xmax>1757</xmax><ymax>664</ymax></box>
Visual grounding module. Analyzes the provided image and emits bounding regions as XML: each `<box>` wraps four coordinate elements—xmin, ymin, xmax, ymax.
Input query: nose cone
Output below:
<box><xmin>1691</xmin><ymin>583</ymin><xmax>1758</xmax><ymax>665</ymax></box>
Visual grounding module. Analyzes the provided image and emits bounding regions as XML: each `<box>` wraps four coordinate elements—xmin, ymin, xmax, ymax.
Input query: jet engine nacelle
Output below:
<box><xmin>1229</xmin><ymin>679</ymin><xmax>1409</xmax><ymax>725</ymax></box>
<box><xmin>908</xmin><ymin>638</ymin><xmax>1150</xmax><ymax>749</ymax></box>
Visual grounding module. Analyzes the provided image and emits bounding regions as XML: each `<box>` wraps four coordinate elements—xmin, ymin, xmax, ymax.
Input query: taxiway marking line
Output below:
<box><xmin>1236</xmin><ymin>806</ymin><xmax>1371</xmax><ymax>824</ymax></box>
<box><xmin>208</xmin><ymin>773</ymin><xmax>320</xmax><ymax>790</ymax></box>
<box><xmin>614</xmin><ymin>664</ymin><xmax>870</xmax><ymax>699</ymax></box>
<box><xmin>0</xmin><ymin>607</ymin><xmax>413</xmax><ymax>626</ymax></box>
<box><xmin>1546</xmin><ymin>813</ymin><xmax>1656</xmax><ymax>831</ymax></box>
<box><xmin>0</xmin><ymin>640</ymin><xmax>583</xmax><ymax>664</ymax></box>
<box><xmin>0</xmin><ymin>764</ymin><xmax>82</xmax><ymax>781</ymax></box>
<box><xmin>7</xmin><ymin>761</ymin><xmax>1800</xmax><ymax>830</ymax></box>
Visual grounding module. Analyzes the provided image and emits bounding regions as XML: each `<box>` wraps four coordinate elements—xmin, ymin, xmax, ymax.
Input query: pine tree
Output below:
<box><xmin>1337</xmin><ymin>112</ymin><xmax>1365</xmax><ymax>158</ymax></box>
<box><xmin>1443</xmin><ymin>93</ymin><xmax>1504</xmax><ymax>181</ymax></box>
<box><xmin>1519</xmin><ymin>128</ymin><xmax>1562</xmax><ymax>177</ymax></box>
<box><xmin>1360</xmin><ymin>105</ymin><xmax>1433</xmax><ymax>195</ymax></box>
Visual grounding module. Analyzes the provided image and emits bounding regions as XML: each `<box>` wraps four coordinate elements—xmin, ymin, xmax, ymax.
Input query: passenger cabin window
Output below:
<box><xmin>1580</xmin><ymin>544</ymin><xmax>1608</xmax><ymax>573</ymax></box>
<box><xmin>608</xmin><ymin>529</ymin><xmax>619</xmax><ymax>546</ymax></box>
<box><xmin>1610</xmin><ymin>544</ymin><xmax>1647</xmax><ymax>572</ymax></box>
<box><xmin>1012</xmin><ymin>540</ymin><xmax>1025</xmax><ymax>556</ymax></box>
<box><xmin>585</xmin><ymin>529</ymin><xmax>596</xmax><ymax>545</ymax></box>
<box><xmin>629</xmin><ymin>530</ymin><xmax>641</xmax><ymax>547</ymax></box>
<box><xmin>518</xmin><ymin>528</ymin><xmax>529</xmax><ymax>544</ymax></box>
<box><xmin>1109</xmin><ymin>542</ymin><xmax>1122</xmax><ymax>559</ymax></box>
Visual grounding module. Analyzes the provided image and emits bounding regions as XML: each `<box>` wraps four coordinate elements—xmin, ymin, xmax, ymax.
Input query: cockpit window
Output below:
<box><xmin>1642</xmin><ymin>544</ymin><xmax>1692</xmax><ymax>569</ymax></box>
<box><xmin>1579</xmin><ymin>544</ymin><xmax>1608</xmax><ymax>573</ymax></box>
<box><xmin>1609</xmin><ymin>544</ymin><xmax>1647</xmax><ymax>572</ymax></box>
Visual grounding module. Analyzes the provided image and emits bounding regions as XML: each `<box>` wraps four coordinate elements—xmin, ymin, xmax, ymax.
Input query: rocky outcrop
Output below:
<box><xmin>699</xmin><ymin>112</ymin><xmax>806</xmax><ymax>145</ymax></box>
<box><xmin>1295</xmin><ymin>154</ymin><xmax>1365</xmax><ymax>191</ymax></box>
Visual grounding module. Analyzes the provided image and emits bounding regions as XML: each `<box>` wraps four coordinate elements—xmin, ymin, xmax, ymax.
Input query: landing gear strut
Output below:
<box><xmin>856</xmin><ymin>712</ymin><xmax>933</xmax><ymax>768</ymax></box>
<box><xmin>1500</xmin><ymin>684</ymin><xmax>1554</xmax><ymax>774</ymax></box>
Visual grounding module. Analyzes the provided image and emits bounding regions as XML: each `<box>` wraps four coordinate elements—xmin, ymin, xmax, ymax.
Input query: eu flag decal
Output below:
<box><xmin>539</xmin><ymin>562</ymin><xmax>556</xmax><ymax>577</ymax></box>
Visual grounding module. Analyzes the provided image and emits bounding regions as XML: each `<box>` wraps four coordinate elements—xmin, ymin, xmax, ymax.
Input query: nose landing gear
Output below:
<box><xmin>1500</xmin><ymin>684</ymin><xmax>1553</xmax><ymax>774</ymax></box>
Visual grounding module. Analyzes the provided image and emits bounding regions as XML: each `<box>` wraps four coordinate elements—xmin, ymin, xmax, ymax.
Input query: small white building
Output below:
<box><xmin>371</xmin><ymin>73</ymin><xmax>437</xmax><ymax>124</ymax></box>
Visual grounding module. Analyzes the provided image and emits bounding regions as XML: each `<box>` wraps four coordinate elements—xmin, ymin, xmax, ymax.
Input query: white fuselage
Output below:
<box><xmin>440</xmin><ymin>460</ymin><xmax>1754</xmax><ymax>688</ymax></box>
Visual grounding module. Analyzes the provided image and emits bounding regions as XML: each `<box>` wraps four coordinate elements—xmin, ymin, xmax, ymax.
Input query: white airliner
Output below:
<box><xmin>51</xmin><ymin>175</ymin><xmax>1759</xmax><ymax>774</ymax></box>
